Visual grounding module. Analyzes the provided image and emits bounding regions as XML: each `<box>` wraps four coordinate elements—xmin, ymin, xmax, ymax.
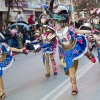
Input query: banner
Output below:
<box><xmin>5</xmin><ymin>0</ymin><xmax>28</xmax><ymax>8</ymax></box>
<box><xmin>28</xmin><ymin>1</ymin><xmax>41</xmax><ymax>9</ymax></box>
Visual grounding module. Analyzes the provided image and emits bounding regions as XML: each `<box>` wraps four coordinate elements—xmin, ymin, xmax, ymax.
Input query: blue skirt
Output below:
<box><xmin>0</xmin><ymin>44</ymin><xmax>14</xmax><ymax>72</ymax></box>
<box><xmin>63</xmin><ymin>35</ymin><xmax>87</xmax><ymax>73</ymax></box>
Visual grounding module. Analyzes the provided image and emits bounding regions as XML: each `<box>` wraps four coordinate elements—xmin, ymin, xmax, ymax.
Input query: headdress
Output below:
<box><xmin>89</xmin><ymin>7</ymin><xmax>100</xmax><ymax>29</ymax></box>
<box><xmin>89</xmin><ymin>7</ymin><xmax>100</xmax><ymax>17</ymax></box>
<box><xmin>90</xmin><ymin>16</ymin><xmax>100</xmax><ymax>29</ymax></box>
<box><xmin>39</xmin><ymin>14</ymin><xmax>48</xmax><ymax>25</ymax></box>
<box><xmin>48</xmin><ymin>0</ymin><xmax>69</xmax><ymax>26</ymax></box>
<box><xmin>80</xmin><ymin>23</ymin><xmax>92</xmax><ymax>30</ymax></box>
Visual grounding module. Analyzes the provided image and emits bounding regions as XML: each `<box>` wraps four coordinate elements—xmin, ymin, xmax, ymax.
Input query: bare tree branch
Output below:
<box><xmin>6</xmin><ymin>0</ymin><xmax>24</xmax><ymax>23</ymax></box>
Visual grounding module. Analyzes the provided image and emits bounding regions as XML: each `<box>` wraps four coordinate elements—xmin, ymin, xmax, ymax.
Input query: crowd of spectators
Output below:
<box><xmin>0</xmin><ymin>23</ymin><xmax>36</xmax><ymax>49</ymax></box>
<box><xmin>0</xmin><ymin>13</ymin><xmax>88</xmax><ymax>51</ymax></box>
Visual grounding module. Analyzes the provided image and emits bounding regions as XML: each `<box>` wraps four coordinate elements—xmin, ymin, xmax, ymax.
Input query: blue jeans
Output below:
<box><xmin>13</xmin><ymin>40</ymin><xmax>18</xmax><ymax>48</ymax></box>
<box><xmin>7</xmin><ymin>39</ymin><xmax>13</xmax><ymax>47</ymax></box>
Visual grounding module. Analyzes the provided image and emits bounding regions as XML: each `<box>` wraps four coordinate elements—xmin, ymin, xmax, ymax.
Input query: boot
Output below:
<box><xmin>84</xmin><ymin>51</ymin><xmax>96</xmax><ymax>63</ymax></box>
<box><xmin>53</xmin><ymin>67</ymin><xmax>57</xmax><ymax>75</ymax></box>
<box><xmin>50</xmin><ymin>57</ymin><xmax>57</xmax><ymax>75</ymax></box>
<box><xmin>70</xmin><ymin>77</ymin><xmax>78</xmax><ymax>95</ymax></box>
<box><xmin>0</xmin><ymin>77</ymin><xmax>6</xmax><ymax>99</ymax></box>
<box><xmin>45</xmin><ymin>67</ymin><xmax>50</xmax><ymax>77</ymax></box>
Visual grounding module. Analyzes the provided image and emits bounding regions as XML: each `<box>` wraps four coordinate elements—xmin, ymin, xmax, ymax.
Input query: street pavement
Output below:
<box><xmin>3</xmin><ymin>49</ymin><xmax>100</xmax><ymax>100</ymax></box>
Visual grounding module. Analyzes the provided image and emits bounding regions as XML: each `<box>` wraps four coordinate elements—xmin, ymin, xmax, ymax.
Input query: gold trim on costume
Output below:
<box><xmin>62</xmin><ymin>38</ymin><xmax>77</xmax><ymax>50</ymax></box>
<box><xmin>0</xmin><ymin>53</ymin><xmax>6</xmax><ymax>62</ymax></box>
<box><xmin>96</xmin><ymin>40</ymin><xmax>100</xmax><ymax>47</ymax></box>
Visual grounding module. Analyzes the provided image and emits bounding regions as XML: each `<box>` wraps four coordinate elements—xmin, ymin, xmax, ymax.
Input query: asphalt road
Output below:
<box><xmin>3</xmin><ymin>49</ymin><xmax>100</xmax><ymax>100</ymax></box>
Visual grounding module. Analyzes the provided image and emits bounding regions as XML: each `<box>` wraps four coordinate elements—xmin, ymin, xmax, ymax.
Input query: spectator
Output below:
<box><xmin>17</xmin><ymin>31</ymin><xmax>23</xmax><ymax>49</ymax></box>
<box><xmin>69</xmin><ymin>17</ymin><xmax>74</xmax><ymax>26</ymax></box>
<box><xmin>15</xmin><ymin>11</ymin><xmax>24</xmax><ymax>22</ymax></box>
<box><xmin>12</xmin><ymin>25</ymin><xmax>18</xmax><ymax>48</ymax></box>
<box><xmin>76</xmin><ymin>17</ymin><xmax>84</xmax><ymax>29</ymax></box>
<box><xmin>20</xmin><ymin>25</ymin><xmax>27</xmax><ymax>34</ymax></box>
<box><xmin>1</xmin><ymin>27</ymin><xmax>6</xmax><ymax>39</ymax></box>
<box><xmin>3</xmin><ymin>22</ymin><xmax>6</xmax><ymax>30</ymax></box>
<box><xmin>30</xmin><ymin>32</ymin><xmax>34</xmax><ymax>41</ymax></box>
<box><xmin>0</xmin><ymin>27</ymin><xmax>6</xmax><ymax>42</ymax></box>
<box><xmin>25</xmin><ymin>33</ymin><xmax>30</xmax><ymax>41</ymax></box>
<box><xmin>28</xmin><ymin>14</ymin><xmax>35</xmax><ymax>25</ymax></box>
<box><xmin>20</xmin><ymin>25</ymin><xmax>27</xmax><ymax>44</ymax></box>
<box><xmin>5</xmin><ymin>23</ymin><xmax>13</xmax><ymax>47</ymax></box>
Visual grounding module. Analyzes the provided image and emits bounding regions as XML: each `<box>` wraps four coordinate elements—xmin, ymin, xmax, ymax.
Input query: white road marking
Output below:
<box><xmin>41</xmin><ymin>60</ymin><xmax>97</xmax><ymax>100</ymax></box>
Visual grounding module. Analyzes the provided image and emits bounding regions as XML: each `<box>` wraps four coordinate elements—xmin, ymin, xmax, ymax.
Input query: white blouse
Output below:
<box><xmin>56</xmin><ymin>26</ymin><xmax>71</xmax><ymax>45</ymax></box>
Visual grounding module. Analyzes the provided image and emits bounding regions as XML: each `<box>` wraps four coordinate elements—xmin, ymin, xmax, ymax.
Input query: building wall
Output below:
<box><xmin>0</xmin><ymin>12</ymin><xmax>3</xmax><ymax>27</ymax></box>
<box><xmin>0</xmin><ymin>0</ymin><xmax>75</xmax><ymax>25</ymax></box>
<box><xmin>0</xmin><ymin>0</ymin><xmax>7</xmax><ymax>11</ymax></box>
<box><xmin>0</xmin><ymin>0</ymin><xmax>8</xmax><ymax>26</ymax></box>
<box><xmin>58</xmin><ymin>0</ymin><xmax>71</xmax><ymax>5</ymax></box>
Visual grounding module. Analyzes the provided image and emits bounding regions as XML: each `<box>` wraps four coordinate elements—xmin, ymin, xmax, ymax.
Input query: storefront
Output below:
<box><xmin>23</xmin><ymin>8</ymin><xmax>34</xmax><ymax>23</ymax></box>
<box><xmin>5</xmin><ymin>0</ymin><xmax>29</xmax><ymax>23</ymax></box>
<box><xmin>34</xmin><ymin>9</ymin><xmax>43</xmax><ymax>20</ymax></box>
<box><xmin>28</xmin><ymin>1</ymin><xmax>43</xmax><ymax>20</ymax></box>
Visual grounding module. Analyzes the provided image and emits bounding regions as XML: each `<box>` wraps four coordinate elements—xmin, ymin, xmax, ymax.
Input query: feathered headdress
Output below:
<box><xmin>48</xmin><ymin>0</ymin><xmax>69</xmax><ymax>23</ymax></box>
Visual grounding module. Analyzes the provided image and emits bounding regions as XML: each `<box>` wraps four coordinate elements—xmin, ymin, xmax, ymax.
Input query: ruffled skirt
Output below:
<box><xmin>0</xmin><ymin>44</ymin><xmax>14</xmax><ymax>71</ymax></box>
<box><xmin>63</xmin><ymin>35</ymin><xmax>87</xmax><ymax>73</ymax></box>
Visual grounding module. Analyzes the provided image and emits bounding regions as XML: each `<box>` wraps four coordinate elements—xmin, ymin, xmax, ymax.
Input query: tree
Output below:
<box><xmin>6</xmin><ymin>0</ymin><xmax>25</xmax><ymax>23</ymax></box>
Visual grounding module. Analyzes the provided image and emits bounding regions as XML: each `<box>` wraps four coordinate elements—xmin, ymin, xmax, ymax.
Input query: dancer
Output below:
<box><xmin>35</xmin><ymin>14</ymin><xmax>57</xmax><ymax>77</ymax></box>
<box><xmin>25</xmin><ymin>14</ymin><xmax>57</xmax><ymax>77</ymax></box>
<box><xmin>80</xmin><ymin>7</ymin><xmax>100</xmax><ymax>63</ymax></box>
<box><xmin>79</xmin><ymin>22</ymin><xmax>96</xmax><ymax>63</ymax></box>
<box><xmin>93</xmin><ymin>29</ymin><xmax>100</xmax><ymax>63</ymax></box>
<box><xmin>46</xmin><ymin>0</ymin><xmax>96</xmax><ymax>95</ymax></box>
<box><xmin>0</xmin><ymin>33</ymin><xmax>28</xmax><ymax>99</ymax></box>
<box><xmin>89</xmin><ymin>8</ymin><xmax>100</xmax><ymax>63</ymax></box>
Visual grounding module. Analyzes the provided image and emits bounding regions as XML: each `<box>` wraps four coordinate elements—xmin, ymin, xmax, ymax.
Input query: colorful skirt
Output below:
<box><xmin>63</xmin><ymin>35</ymin><xmax>87</xmax><ymax>74</ymax></box>
<box><xmin>0</xmin><ymin>44</ymin><xmax>14</xmax><ymax>71</ymax></box>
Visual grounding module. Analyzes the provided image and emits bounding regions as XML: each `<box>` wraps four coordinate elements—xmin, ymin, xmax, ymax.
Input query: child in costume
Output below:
<box><xmin>25</xmin><ymin>14</ymin><xmax>57</xmax><ymax>77</ymax></box>
<box><xmin>77</xmin><ymin>22</ymin><xmax>96</xmax><ymax>63</ymax></box>
<box><xmin>81</xmin><ymin>7</ymin><xmax>100</xmax><ymax>63</ymax></box>
<box><xmin>0</xmin><ymin>33</ymin><xmax>28</xmax><ymax>99</ymax></box>
<box><xmin>35</xmin><ymin>14</ymin><xmax>57</xmax><ymax>77</ymax></box>
<box><xmin>46</xmin><ymin>0</ymin><xmax>96</xmax><ymax>95</ymax></box>
<box><xmin>89</xmin><ymin>8</ymin><xmax>100</xmax><ymax>63</ymax></box>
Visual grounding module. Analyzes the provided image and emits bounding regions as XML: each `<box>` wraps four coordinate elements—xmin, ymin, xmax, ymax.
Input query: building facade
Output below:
<box><xmin>0</xmin><ymin>0</ymin><xmax>77</xmax><ymax>26</ymax></box>
<box><xmin>0</xmin><ymin>0</ymin><xmax>44</xmax><ymax>25</ymax></box>
<box><xmin>0</xmin><ymin>0</ymin><xmax>7</xmax><ymax>27</ymax></box>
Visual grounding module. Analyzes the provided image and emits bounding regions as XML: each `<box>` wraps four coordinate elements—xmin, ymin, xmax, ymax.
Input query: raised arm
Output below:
<box><xmin>75</xmin><ymin>29</ymin><xmax>91</xmax><ymax>34</ymax></box>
